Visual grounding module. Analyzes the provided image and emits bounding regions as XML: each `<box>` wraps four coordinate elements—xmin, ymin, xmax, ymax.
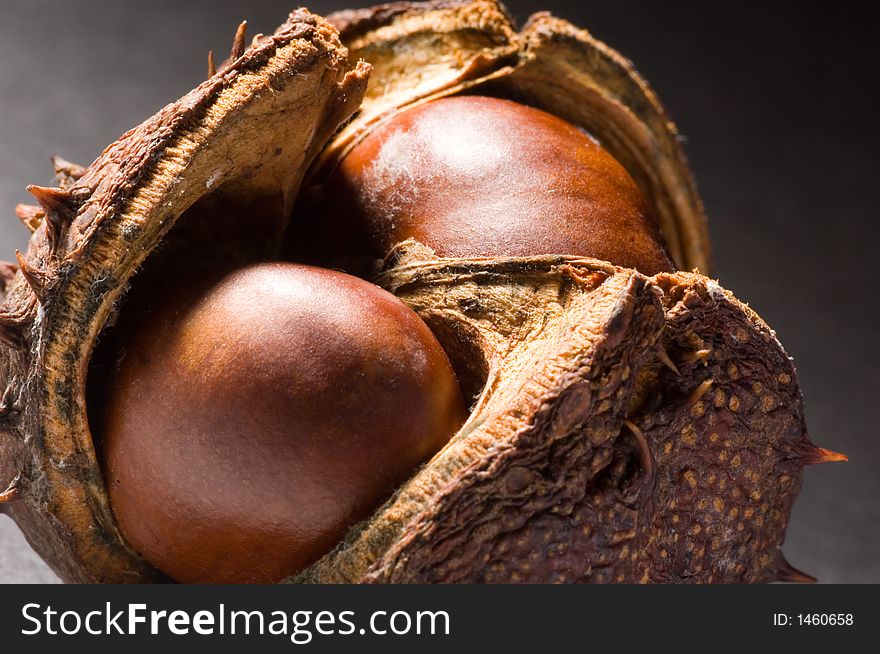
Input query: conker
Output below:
<box><xmin>0</xmin><ymin>2</ymin><xmax>833</xmax><ymax>586</ymax></box>
<box><xmin>293</xmin><ymin>95</ymin><xmax>675</xmax><ymax>275</ymax></box>
<box><xmin>99</xmin><ymin>262</ymin><xmax>467</xmax><ymax>583</ymax></box>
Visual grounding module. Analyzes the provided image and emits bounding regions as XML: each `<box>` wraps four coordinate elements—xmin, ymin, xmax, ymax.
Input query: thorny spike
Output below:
<box><xmin>0</xmin><ymin>474</ymin><xmax>22</xmax><ymax>505</ymax></box>
<box><xmin>15</xmin><ymin>203</ymin><xmax>43</xmax><ymax>233</ymax></box>
<box><xmin>27</xmin><ymin>184</ymin><xmax>76</xmax><ymax>217</ymax></box>
<box><xmin>27</xmin><ymin>185</ymin><xmax>79</xmax><ymax>254</ymax></box>
<box><xmin>771</xmin><ymin>553</ymin><xmax>817</xmax><ymax>584</ymax></box>
<box><xmin>14</xmin><ymin>250</ymin><xmax>50</xmax><ymax>303</ymax></box>
<box><xmin>623</xmin><ymin>420</ymin><xmax>654</xmax><ymax>479</ymax></box>
<box><xmin>687</xmin><ymin>378</ymin><xmax>713</xmax><ymax>404</ymax></box>
<box><xmin>230</xmin><ymin>21</ymin><xmax>248</xmax><ymax>61</ymax></box>
<box><xmin>804</xmin><ymin>446</ymin><xmax>848</xmax><ymax>465</ymax></box>
<box><xmin>50</xmin><ymin>155</ymin><xmax>86</xmax><ymax>182</ymax></box>
<box><xmin>656</xmin><ymin>345</ymin><xmax>680</xmax><ymax>377</ymax></box>
<box><xmin>27</xmin><ymin>185</ymin><xmax>77</xmax><ymax>234</ymax></box>
<box><xmin>207</xmin><ymin>50</ymin><xmax>217</xmax><ymax>78</ymax></box>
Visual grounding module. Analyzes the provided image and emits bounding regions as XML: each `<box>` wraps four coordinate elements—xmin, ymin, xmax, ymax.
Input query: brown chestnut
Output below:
<box><xmin>293</xmin><ymin>95</ymin><xmax>675</xmax><ymax>275</ymax></box>
<box><xmin>99</xmin><ymin>262</ymin><xmax>467</xmax><ymax>583</ymax></box>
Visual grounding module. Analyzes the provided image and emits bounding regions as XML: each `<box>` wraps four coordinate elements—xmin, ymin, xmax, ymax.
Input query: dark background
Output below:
<box><xmin>0</xmin><ymin>0</ymin><xmax>877</xmax><ymax>583</ymax></box>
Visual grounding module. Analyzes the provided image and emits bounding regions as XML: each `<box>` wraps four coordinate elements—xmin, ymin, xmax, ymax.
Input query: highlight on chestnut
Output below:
<box><xmin>292</xmin><ymin>95</ymin><xmax>675</xmax><ymax>276</ymax></box>
<box><xmin>98</xmin><ymin>263</ymin><xmax>467</xmax><ymax>583</ymax></box>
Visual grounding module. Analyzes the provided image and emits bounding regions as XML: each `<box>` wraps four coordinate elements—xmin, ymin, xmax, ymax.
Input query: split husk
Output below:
<box><xmin>0</xmin><ymin>1</ymin><xmax>834</xmax><ymax>583</ymax></box>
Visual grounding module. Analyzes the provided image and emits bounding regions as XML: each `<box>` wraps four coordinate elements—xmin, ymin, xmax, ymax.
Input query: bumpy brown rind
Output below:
<box><xmin>291</xmin><ymin>244</ymin><xmax>815</xmax><ymax>583</ymax></box>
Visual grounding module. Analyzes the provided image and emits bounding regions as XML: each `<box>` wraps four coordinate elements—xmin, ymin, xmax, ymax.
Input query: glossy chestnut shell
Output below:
<box><xmin>294</xmin><ymin>96</ymin><xmax>675</xmax><ymax>276</ymax></box>
<box><xmin>99</xmin><ymin>262</ymin><xmax>467</xmax><ymax>583</ymax></box>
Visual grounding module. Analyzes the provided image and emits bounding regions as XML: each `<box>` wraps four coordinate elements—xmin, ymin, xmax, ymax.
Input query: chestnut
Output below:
<box><xmin>293</xmin><ymin>95</ymin><xmax>675</xmax><ymax>275</ymax></box>
<box><xmin>98</xmin><ymin>262</ymin><xmax>467</xmax><ymax>583</ymax></box>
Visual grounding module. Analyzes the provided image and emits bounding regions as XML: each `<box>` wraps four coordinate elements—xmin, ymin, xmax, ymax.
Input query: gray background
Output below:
<box><xmin>0</xmin><ymin>0</ymin><xmax>876</xmax><ymax>583</ymax></box>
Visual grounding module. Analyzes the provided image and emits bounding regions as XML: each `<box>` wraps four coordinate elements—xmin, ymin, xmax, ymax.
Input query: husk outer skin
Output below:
<box><xmin>1</xmin><ymin>2</ymin><xmax>817</xmax><ymax>584</ymax></box>
<box><xmin>292</xmin><ymin>244</ymin><xmax>812</xmax><ymax>583</ymax></box>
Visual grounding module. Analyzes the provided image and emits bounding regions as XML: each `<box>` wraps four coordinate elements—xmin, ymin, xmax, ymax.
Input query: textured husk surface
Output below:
<box><xmin>1</xmin><ymin>1</ymin><xmax>813</xmax><ymax>583</ymax></box>
<box><xmin>294</xmin><ymin>243</ymin><xmax>810</xmax><ymax>583</ymax></box>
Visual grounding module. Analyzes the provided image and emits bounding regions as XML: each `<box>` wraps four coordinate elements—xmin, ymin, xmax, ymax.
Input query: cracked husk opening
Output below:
<box><xmin>1</xmin><ymin>1</ymin><xmax>824</xmax><ymax>584</ymax></box>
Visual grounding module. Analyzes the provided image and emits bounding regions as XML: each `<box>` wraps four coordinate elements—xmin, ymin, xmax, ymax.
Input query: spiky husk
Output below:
<box><xmin>1</xmin><ymin>1</ymin><xmax>828</xmax><ymax>583</ymax></box>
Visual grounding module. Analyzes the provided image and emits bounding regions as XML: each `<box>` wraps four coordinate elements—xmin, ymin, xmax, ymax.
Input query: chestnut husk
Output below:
<box><xmin>0</xmin><ymin>1</ymin><xmax>837</xmax><ymax>583</ymax></box>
